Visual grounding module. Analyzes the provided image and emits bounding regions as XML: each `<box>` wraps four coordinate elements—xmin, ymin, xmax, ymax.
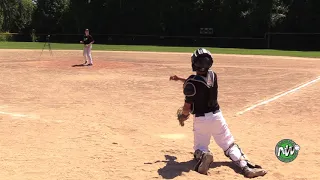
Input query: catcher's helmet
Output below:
<box><xmin>191</xmin><ymin>48</ymin><xmax>213</xmax><ymax>72</ymax></box>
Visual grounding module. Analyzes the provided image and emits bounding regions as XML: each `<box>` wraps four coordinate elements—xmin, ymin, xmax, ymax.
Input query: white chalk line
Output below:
<box><xmin>0</xmin><ymin>111</ymin><xmax>28</xmax><ymax>118</ymax></box>
<box><xmin>237</xmin><ymin>76</ymin><xmax>320</xmax><ymax>115</ymax></box>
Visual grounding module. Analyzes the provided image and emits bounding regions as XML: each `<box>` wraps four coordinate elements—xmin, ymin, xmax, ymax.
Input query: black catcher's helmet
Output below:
<box><xmin>191</xmin><ymin>48</ymin><xmax>213</xmax><ymax>72</ymax></box>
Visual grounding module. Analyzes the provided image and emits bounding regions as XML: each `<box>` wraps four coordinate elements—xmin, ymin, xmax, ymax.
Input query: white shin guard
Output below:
<box><xmin>224</xmin><ymin>143</ymin><xmax>248</xmax><ymax>169</ymax></box>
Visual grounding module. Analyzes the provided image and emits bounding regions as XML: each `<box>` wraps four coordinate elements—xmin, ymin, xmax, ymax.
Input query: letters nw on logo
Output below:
<box><xmin>275</xmin><ymin>139</ymin><xmax>300</xmax><ymax>163</ymax></box>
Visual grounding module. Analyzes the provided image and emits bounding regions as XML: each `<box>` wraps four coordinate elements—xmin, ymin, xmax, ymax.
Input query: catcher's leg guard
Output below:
<box><xmin>224</xmin><ymin>143</ymin><xmax>262</xmax><ymax>169</ymax></box>
<box><xmin>224</xmin><ymin>143</ymin><xmax>267</xmax><ymax>178</ymax></box>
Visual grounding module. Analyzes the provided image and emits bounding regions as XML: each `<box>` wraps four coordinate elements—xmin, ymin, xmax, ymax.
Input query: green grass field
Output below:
<box><xmin>0</xmin><ymin>42</ymin><xmax>319</xmax><ymax>58</ymax></box>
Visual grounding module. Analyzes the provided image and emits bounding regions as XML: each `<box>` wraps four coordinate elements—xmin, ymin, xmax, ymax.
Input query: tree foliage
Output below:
<box><xmin>1</xmin><ymin>0</ymin><xmax>320</xmax><ymax>36</ymax></box>
<box><xmin>31</xmin><ymin>0</ymin><xmax>70</xmax><ymax>33</ymax></box>
<box><xmin>0</xmin><ymin>0</ymin><xmax>35</xmax><ymax>32</ymax></box>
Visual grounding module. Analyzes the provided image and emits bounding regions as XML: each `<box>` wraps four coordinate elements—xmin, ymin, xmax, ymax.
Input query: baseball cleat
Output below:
<box><xmin>194</xmin><ymin>152</ymin><xmax>213</xmax><ymax>175</ymax></box>
<box><xmin>243</xmin><ymin>166</ymin><xmax>267</xmax><ymax>178</ymax></box>
<box><xmin>87</xmin><ymin>64</ymin><xmax>93</xmax><ymax>66</ymax></box>
<box><xmin>246</xmin><ymin>160</ymin><xmax>262</xmax><ymax>169</ymax></box>
<box><xmin>193</xmin><ymin>149</ymin><xmax>203</xmax><ymax>161</ymax></box>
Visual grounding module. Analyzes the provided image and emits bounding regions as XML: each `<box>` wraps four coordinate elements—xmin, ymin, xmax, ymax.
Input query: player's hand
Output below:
<box><xmin>170</xmin><ymin>75</ymin><xmax>180</xmax><ymax>81</ymax></box>
<box><xmin>80</xmin><ymin>41</ymin><xmax>83</xmax><ymax>44</ymax></box>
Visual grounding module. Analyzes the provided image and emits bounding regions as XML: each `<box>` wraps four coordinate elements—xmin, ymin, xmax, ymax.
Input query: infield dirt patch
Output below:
<box><xmin>0</xmin><ymin>49</ymin><xmax>319</xmax><ymax>180</ymax></box>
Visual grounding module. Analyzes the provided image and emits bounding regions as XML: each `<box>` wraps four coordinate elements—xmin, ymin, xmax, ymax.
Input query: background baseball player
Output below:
<box><xmin>170</xmin><ymin>48</ymin><xmax>267</xmax><ymax>178</ymax></box>
<box><xmin>80</xmin><ymin>29</ymin><xmax>94</xmax><ymax>66</ymax></box>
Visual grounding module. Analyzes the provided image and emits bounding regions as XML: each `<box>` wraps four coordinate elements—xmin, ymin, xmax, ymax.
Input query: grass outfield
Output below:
<box><xmin>0</xmin><ymin>42</ymin><xmax>319</xmax><ymax>58</ymax></box>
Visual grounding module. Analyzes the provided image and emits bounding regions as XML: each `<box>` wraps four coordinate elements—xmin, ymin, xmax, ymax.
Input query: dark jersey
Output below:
<box><xmin>83</xmin><ymin>35</ymin><xmax>94</xmax><ymax>45</ymax></box>
<box><xmin>183</xmin><ymin>70</ymin><xmax>220</xmax><ymax>114</ymax></box>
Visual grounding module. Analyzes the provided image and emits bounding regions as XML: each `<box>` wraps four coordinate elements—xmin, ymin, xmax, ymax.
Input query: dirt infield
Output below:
<box><xmin>0</xmin><ymin>49</ymin><xmax>319</xmax><ymax>180</ymax></box>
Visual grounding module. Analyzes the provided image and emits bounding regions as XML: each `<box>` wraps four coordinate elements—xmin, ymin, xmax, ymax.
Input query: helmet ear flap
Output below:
<box><xmin>209</xmin><ymin>57</ymin><xmax>213</xmax><ymax>68</ymax></box>
<box><xmin>192</xmin><ymin>63</ymin><xmax>197</xmax><ymax>71</ymax></box>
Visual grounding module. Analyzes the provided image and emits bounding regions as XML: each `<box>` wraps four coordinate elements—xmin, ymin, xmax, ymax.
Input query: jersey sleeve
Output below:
<box><xmin>183</xmin><ymin>81</ymin><xmax>196</xmax><ymax>103</ymax></box>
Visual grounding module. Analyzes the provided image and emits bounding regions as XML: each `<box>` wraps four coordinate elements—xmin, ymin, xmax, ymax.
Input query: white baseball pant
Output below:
<box><xmin>83</xmin><ymin>44</ymin><xmax>93</xmax><ymax>64</ymax></box>
<box><xmin>193</xmin><ymin>111</ymin><xmax>247</xmax><ymax>168</ymax></box>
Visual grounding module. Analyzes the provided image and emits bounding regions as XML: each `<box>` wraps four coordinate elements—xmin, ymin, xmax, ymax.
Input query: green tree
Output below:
<box><xmin>0</xmin><ymin>0</ymin><xmax>14</xmax><ymax>31</ymax></box>
<box><xmin>0</xmin><ymin>7</ymin><xmax>3</xmax><ymax>31</ymax></box>
<box><xmin>14</xmin><ymin>0</ymin><xmax>35</xmax><ymax>31</ymax></box>
<box><xmin>246</xmin><ymin>0</ymin><xmax>273</xmax><ymax>36</ymax></box>
<box><xmin>270</xmin><ymin>0</ymin><xmax>290</xmax><ymax>31</ymax></box>
<box><xmin>62</xmin><ymin>0</ymin><xmax>91</xmax><ymax>33</ymax></box>
<box><xmin>297</xmin><ymin>0</ymin><xmax>320</xmax><ymax>32</ymax></box>
<box><xmin>32</xmin><ymin>0</ymin><xmax>70</xmax><ymax>33</ymax></box>
<box><xmin>0</xmin><ymin>0</ymin><xmax>35</xmax><ymax>32</ymax></box>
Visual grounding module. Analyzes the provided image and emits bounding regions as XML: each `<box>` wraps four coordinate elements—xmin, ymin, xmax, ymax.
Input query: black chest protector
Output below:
<box><xmin>183</xmin><ymin>70</ymin><xmax>220</xmax><ymax>114</ymax></box>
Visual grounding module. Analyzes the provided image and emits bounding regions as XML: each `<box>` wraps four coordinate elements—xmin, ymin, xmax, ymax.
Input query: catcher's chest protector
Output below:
<box><xmin>184</xmin><ymin>70</ymin><xmax>219</xmax><ymax>114</ymax></box>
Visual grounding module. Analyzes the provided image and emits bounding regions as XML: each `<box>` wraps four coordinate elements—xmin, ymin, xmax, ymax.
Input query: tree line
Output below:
<box><xmin>1</xmin><ymin>0</ymin><xmax>320</xmax><ymax>37</ymax></box>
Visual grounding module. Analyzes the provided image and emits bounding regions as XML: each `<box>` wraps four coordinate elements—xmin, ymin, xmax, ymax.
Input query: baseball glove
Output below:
<box><xmin>177</xmin><ymin>107</ymin><xmax>189</xmax><ymax>126</ymax></box>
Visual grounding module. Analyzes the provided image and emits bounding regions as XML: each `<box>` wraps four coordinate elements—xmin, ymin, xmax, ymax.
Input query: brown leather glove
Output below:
<box><xmin>177</xmin><ymin>107</ymin><xmax>189</xmax><ymax>126</ymax></box>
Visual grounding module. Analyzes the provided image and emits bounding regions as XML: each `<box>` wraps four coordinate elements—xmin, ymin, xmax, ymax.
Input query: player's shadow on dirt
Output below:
<box><xmin>71</xmin><ymin>64</ymin><xmax>86</xmax><ymax>67</ymax></box>
<box><xmin>153</xmin><ymin>155</ymin><xmax>242</xmax><ymax>179</ymax></box>
<box><xmin>152</xmin><ymin>155</ymin><xmax>195</xmax><ymax>179</ymax></box>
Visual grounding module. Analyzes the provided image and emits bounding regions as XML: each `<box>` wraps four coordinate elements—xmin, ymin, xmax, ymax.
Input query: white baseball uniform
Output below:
<box><xmin>82</xmin><ymin>34</ymin><xmax>94</xmax><ymax>65</ymax></box>
<box><xmin>184</xmin><ymin>71</ymin><xmax>248</xmax><ymax>169</ymax></box>
<box><xmin>83</xmin><ymin>44</ymin><xmax>93</xmax><ymax>64</ymax></box>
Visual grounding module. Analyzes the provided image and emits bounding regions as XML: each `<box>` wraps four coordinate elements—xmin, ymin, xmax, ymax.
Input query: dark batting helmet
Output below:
<box><xmin>191</xmin><ymin>48</ymin><xmax>213</xmax><ymax>72</ymax></box>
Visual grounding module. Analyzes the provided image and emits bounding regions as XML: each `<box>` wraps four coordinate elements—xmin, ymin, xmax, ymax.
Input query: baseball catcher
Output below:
<box><xmin>170</xmin><ymin>48</ymin><xmax>267</xmax><ymax>178</ymax></box>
